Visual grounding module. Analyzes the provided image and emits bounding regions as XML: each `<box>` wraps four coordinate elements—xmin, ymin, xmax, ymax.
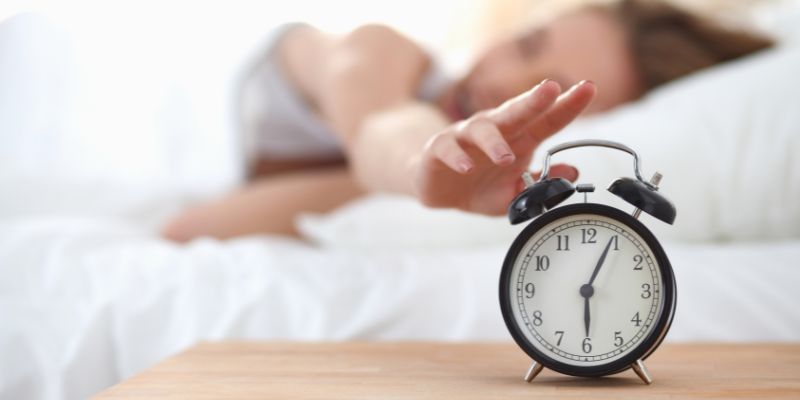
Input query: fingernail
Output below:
<box><xmin>527</xmin><ymin>79</ymin><xmax>552</xmax><ymax>95</ymax></box>
<box><xmin>565</xmin><ymin>82</ymin><xmax>583</xmax><ymax>95</ymax></box>
<box><xmin>492</xmin><ymin>145</ymin><xmax>515</xmax><ymax>163</ymax></box>
<box><xmin>457</xmin><ymin>159</ymin><xmax>474</xmax><ymax>173</ymax></box>
<box><xmin>527</xmin><ymin>82</ymin><xmax>543</xmax><ymax>94</ymax></box>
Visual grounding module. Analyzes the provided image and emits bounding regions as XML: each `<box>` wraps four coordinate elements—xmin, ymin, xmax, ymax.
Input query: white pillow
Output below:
<box><xmin>301</xmin><ymin>45</ymin><xmax>800</xmax><ymax>247</ymax></box>
<box><xmin>537</xmin><ymin>45</ymin><xmax>800</xmax><ymax>242</ymax></box>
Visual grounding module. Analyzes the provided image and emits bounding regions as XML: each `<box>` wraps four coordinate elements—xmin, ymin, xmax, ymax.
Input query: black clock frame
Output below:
<box><xmin>499</xmin><ymin>202</ymin><xmax>677</xmax><ymax>378</ymax></box>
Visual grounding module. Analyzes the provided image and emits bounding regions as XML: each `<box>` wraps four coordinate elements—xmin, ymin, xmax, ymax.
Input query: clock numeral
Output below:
<box><xmin>641</xmin><ymin>283</ymin><xmax>652</xmax><ymax>299</ymax></box>
<box><xmin>556</xmin><ymin>235</ymin><xmax>570</xmax><ymax>251</ymax></box>
<box><xmin>582</xmin><ymin>337</ymin><xmax>592</xmax><ymax>354</ymax></box>
<box><xmin>535</xmin><ymin>255</ymin><xmax>550</xmax><ymax>271</ymax></box>
<box><xmin>631</xmin><ymin>312</ymin><xmax>642</xmax><ymax>327</ymax></box>
<box><xmin>554</xmin><ymin>330</ymin><xmax>564</xmax><ymax>346</ymax></box>
<box><xmin>614</xmin><ymin>331</ymin><xmax>623</xmax><ymax>347</ymax></box>
<box><xmin>532</xmin><ymin>310</ymin><xmax>543</xmax><ymax>326</ymax></box>
<box><xmin>633</xmin><ymin>254</ymin><xmax>644</xmax><ymax>270</ymax></box>
<box><xmin>611</xmin><ymin>235</ymin><xmax>620</xmax><ymax>251</ymax></box>
<box><xmin>524</xmin><ymin>283</ymin><xmax>535</xmax><ymax>299</ymax></box>
<box><xmin>581</xmin><ymin>228</ymin><xmax>597</xmax><ymax>244</ymax></box>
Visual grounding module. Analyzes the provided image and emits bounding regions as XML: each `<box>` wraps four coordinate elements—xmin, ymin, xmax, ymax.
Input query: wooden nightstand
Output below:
<box><xmin>96</xmin><ymin>342</ymin><xmax>799</xmax><ymax>399</ymax></box>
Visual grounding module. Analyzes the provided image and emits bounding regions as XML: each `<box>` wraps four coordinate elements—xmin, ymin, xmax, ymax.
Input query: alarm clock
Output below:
<box><xmin>499</xmin><ymin>139</ymin><xmax>677</xmax><ymax>385</ymax></box>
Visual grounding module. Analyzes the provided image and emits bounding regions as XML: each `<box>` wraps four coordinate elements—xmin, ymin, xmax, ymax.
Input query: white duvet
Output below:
<box><xmin>2</xmin><ymin>4</ymin><xmax>800</xmax><ymax>400</ymax></box>
<box><xmin>0</xmin><ymin>215</ymin><xmax>799</xmax><ymax>399</ymax></box>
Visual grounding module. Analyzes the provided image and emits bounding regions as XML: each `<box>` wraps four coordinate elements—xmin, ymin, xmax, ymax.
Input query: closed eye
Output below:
<box><xmin>516</xmin><ymin>28</ymin><xmax>547</xmax><ymax>58</ymax></box>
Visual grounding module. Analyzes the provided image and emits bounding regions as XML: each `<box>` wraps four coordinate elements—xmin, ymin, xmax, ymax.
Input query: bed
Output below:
<box><xmin>1</xmin><ymin>219</ymin><xmax>798</xmax><ymax>398</ymax></box>
<box><xmin>1</xmin><ymin>3</ymin><xmax>799</xmax><ymax>399</ymax></box>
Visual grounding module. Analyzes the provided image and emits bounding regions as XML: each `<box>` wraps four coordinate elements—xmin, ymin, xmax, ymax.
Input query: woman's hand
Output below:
<box><xmin>412</xmin><ymin>80</ymin><xmax>596</xmax><ymax>215</ymax></box>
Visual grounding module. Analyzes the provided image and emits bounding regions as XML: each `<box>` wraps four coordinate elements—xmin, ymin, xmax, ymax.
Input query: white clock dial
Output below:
<box><xmin>507</xmin><ymin>213</ymin><xmax>664</xmax><ymax>367</ymax></box>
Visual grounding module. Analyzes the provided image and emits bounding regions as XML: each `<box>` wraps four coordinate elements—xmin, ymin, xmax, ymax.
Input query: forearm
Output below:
<box><xmin>279</xmin><ymin>24</ymin><xmax>442</xmax><ymax>195</ymax></box>
<box><xmin>317</xmin><ymin>26</ymin><xmax>429</xmax><ymax>147</ymax></box>
<box><xmin>281</xmin><ymin>24</ymin><xmax>428</xmax><ymax>141</ymax></box>
<box><xmin>350</xmin><ymin>102</ymin><xmax>450</xmax><ymax>195</ymax></box>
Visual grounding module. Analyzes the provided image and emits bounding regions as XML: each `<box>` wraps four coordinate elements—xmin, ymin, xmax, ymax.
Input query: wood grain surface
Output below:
<box><xmin>96</xmin><ymin>342</ymin><xmax>800</xmax><ymax>399</ymax></box>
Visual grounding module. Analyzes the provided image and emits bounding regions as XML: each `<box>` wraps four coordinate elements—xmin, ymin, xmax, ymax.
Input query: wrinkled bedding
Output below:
<box><xmin>1</xmin><ymin>216</ymin><xmax>798</xmax><ymax>399</ymax></box>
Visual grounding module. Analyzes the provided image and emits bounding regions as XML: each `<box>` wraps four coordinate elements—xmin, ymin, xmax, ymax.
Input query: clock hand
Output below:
<box><xmin>579</xmin><ymin>284</ymin><xmax>594</xmax><ymax>337</ymax></box>
<box><xmin>579</xmin><ymin>237</ymin><xmax>614</xmax><ymax>338</ymax></box>
<box><xmin>583</xmin><ymin>297</ymin><xmax>590</xmax><ymax>337</ymax></box>
<box><xmin>588</xmin><ymin>237</ymin><xmax>615</xmax><ymax>285</ymax></box>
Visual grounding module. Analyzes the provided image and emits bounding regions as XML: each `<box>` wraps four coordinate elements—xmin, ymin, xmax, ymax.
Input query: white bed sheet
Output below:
<box><xmin>0</xmin><ymin>215</ymin><xmax>798</xmax><ymax>399</ymax></box>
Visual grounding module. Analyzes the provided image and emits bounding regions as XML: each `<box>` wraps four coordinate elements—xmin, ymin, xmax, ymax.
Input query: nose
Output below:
<box><xmin>475</xmin><ymin>79</ymin><xmax>526</xmax><ymax>110</ymax></box>
<box><xmin>487</xmin><ymin>75</ymin><xmax>548</xmax><ymax>109</ymax></box>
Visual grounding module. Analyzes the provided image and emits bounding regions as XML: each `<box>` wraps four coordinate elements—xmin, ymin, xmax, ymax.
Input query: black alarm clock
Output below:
<box><xmin>499</xmin><ymin>139</ymin><xmax>677</xmax><ymax>385</ymax></box>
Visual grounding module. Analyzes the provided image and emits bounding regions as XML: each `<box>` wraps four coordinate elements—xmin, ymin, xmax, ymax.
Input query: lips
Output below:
<box><xmin>440</xmin><ymin>88</ymin><xmax>463</xmax><ymax>121</ymax></box>
<box><xmin>454</xmin><ymin>88</ymin><xmax>472</xmax><ymax>120</ymax></box>
<box><xmin>441</xmin><ymin>82</ymin><xmax>480</xmax><ymax>121</ymax></box>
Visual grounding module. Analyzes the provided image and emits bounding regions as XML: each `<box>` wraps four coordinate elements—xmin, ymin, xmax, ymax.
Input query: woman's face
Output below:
<box><xmin>439</xmin><ymin>9</ymin><xmax>642</xmax><ymax>121</ymax></box>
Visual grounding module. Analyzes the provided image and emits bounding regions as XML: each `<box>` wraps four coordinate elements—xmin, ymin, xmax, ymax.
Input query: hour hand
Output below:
<box><xmin>580</xmin><ymin>283</ymin><xmax>594</xmax><ymax>337</ymax></box>
<box><xmin>583</xmin><ymin>297</ymin><xmax>590</xmax><ymax>337</ymax></box>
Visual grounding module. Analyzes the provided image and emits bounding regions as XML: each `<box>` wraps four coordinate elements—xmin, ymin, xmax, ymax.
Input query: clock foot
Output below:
<box><xmin>631</xmin><ymin>359</ymin><xmax>653</xmax><ymax>385</ymax></box>
<box><xmin>523</xmin><ymin>361</ymin><xmax>544</xmax><ymax>382</ymax></box>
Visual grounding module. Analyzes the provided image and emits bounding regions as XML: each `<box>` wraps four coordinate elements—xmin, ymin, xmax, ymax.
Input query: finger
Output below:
<box><xmin>549</xmin><ymin>163</ymin><xmax>580</xmax><ymax>181</ymax></box>
<box><xmin>463</xmin><ymin>119</ymin><xmax>515</xmax><ymax>166</ymax></box>
<box><xmin>520</xmin><ymin>80</ymin><xmax>596</xmax><ymax>143</ymax></box>
<box><xmin>485</xmin><ymin>79</ymin><xmax>562</xmax><ymax>135</ymax></box>
<box><xmin>429</xmin><ymin>133</ymin><xmax>474</xmax><ymax>173</ymax></box>
<box><xmin>517</xmin><ymin>163</ymin><xmax>579</xmax><ymax>192</ymax></box>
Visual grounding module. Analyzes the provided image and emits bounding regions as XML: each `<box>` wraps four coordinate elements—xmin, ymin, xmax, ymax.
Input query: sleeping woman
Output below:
<box><xmin>163</xmin><ymin>0</ymin><xmax>772</xmax><ymax>241</ymax></box>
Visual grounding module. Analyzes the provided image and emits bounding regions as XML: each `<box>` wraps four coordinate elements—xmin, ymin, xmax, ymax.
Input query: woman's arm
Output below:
<box><xmin>279</xmin><ymin>24</ymin><xmax>430</xmax><ymax>139</ymax></box>
<box><xmin>353</xmin><ymin>80</ymin><xmax>596</xmax><ymax>215</ymax></box>
<box><xmin>281</xmin><ymin>24</ymin><xmax>597</xmax><ymax>215</ymax></box>
<box><xmin>163</xmin><ymin>28</ymin><xmax>596</xmax><ymax>242</ymax></box>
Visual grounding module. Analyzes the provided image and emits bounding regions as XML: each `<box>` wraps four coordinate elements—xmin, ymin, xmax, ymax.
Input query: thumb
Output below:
<box><xmin>518</xmin><ymin>163</ymin><xmax>579</xmax><ymax>192</ymax></box>
<box><xmin>547</xmin><ymin>163</ymin><xmax>580</xmax><ymax>182</ymax></box>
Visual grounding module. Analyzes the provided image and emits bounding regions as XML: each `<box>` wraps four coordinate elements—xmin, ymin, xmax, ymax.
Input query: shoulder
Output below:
<box><xmin>344</xmin><ymin>24</ymin><xmax>414</xmax><ymax>48</ymax></box>
<box><xmin>340</xmin><ymin>24</ymin><xmax>429</xmax><ymax>67</ymax></box>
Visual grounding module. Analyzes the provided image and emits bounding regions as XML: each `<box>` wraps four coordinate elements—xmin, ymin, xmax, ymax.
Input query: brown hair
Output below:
<box><xmin>608</xmin><ymin>0</ymin><xmax>775</xmax><ymax>91</ymax></box>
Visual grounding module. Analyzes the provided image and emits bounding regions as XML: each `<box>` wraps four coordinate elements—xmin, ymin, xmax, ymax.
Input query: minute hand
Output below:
<box><xmin>588</xmin><ymin>237</ymin><xmax>615</xmax><ymax>285</ymax></box>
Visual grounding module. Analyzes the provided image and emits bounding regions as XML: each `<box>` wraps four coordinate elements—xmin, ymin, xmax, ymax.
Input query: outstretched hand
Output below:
<box><xmin>412</xmin><ymin>80</ymin><xmax>596</xmax><ymax>215</ymax></box>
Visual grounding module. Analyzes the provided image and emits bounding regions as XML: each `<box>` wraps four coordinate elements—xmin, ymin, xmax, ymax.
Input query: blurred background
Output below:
<box><xmin>1</xmin><ymin>1</ymin><xmax>799</xmax><ymax>399</ymax></box>
<box><xmin>0</xmin><ymin>0</ymin><xmax>789</xmax><ymax>216</ymax></box>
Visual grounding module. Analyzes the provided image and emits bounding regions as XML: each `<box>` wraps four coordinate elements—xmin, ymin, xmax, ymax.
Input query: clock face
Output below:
<box><xmin>500</xmin><ymin>204</ymin><xmax>675</xmax><ymax>376</ymax></box>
